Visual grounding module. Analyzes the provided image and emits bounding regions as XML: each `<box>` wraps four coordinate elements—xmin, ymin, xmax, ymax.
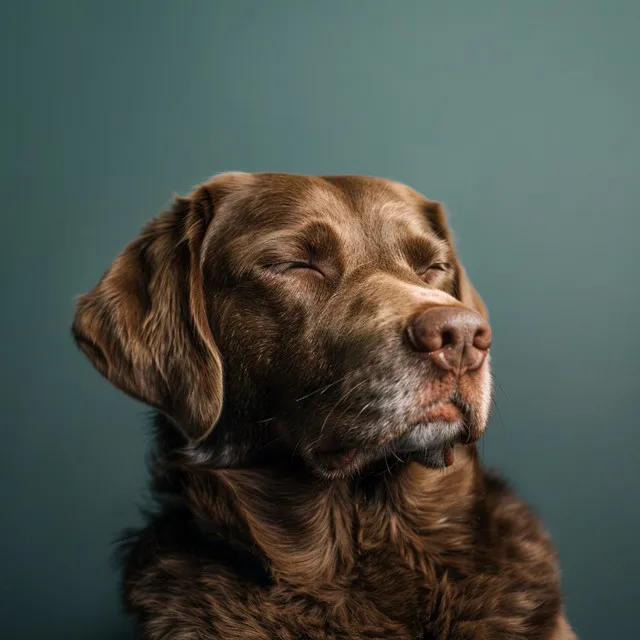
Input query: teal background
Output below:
<box><xmin>2</xmin><ymin>1</ymin><xmax>639</xmax><ymax>638</ymax></box>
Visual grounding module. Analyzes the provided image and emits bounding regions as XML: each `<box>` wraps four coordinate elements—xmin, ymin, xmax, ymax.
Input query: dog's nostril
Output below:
<box><xmin>407</xmin><ymin>324</ymin><xmax>444</xmax><ymax>353</ymax></box>
<box><xmin>441</xmin><ymin>330</ymin><xmax>455</xmax><ymax>348</ymax></box>
<box><xmin>473</xmin><ymin>325</ymin><xmax>492</xmax><ymax>351</ymax></box>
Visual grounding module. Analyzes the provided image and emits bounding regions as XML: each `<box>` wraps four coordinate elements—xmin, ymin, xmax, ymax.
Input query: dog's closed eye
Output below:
<box><xmin>416</xmin><ymin>261</ymin><xmax>452</xmax><ymax>279</ymax></box>
<box><xmin>423</xmin><ymin>262</ymin><xmax>450</xmax><ymax>272</ymax></box>
<box><xmin>266</xmin><ymin>261</ymin><xmax>326</xmax><ymax>279</ymax></box>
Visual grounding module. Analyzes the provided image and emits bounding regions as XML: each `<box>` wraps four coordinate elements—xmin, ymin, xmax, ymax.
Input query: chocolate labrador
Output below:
<box><xmin>73</xmin><ymin>172</ymin><xmax>576</xmax><ymax>639</ymax></box>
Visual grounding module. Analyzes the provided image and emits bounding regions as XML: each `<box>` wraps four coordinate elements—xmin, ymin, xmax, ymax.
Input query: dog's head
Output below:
<box><xmin>73</xmin><ymin>173</ymin><xmax>491</xmax><ymax>478</ymax></box>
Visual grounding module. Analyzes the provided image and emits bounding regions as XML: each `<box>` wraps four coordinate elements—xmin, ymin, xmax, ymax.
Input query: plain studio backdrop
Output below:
<box><xmin>1</xmin><ymin>2</ymin><xmax>639</xmax><ymax>639</ymax></box>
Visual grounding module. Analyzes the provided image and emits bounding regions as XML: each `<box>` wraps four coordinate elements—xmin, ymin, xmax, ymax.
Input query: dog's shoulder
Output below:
<box><xmin>119</xmin><ymin>503</ymin><xmax>273</xmax><ymax>608</ymax></box>
<box><xmin>459</xmin><ymin>468</ymin><xmax>567</xmax><ymax>638</ymax></box>
<box><xmin>476</xmin><ymin>469</ymin><xmax>560</xmax><ymax>569</ymax></box>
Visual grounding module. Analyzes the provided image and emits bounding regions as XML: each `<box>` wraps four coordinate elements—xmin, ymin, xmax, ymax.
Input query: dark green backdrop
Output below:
<box><xmin>2</xmin><ymin>2</ymin><xmax>639</xmax><ymax>638</ymax></box>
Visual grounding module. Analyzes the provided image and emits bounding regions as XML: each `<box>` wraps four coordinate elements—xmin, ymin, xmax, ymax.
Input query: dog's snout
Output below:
<box><xmin>407</xmin><ymin>306</ymin><xmax>492</xmax><ymax>373</ymax></box>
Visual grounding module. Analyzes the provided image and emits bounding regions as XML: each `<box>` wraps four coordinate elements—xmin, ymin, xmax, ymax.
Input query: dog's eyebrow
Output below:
<box><xmin>231</xmin><ymin>221</ymin><xmax>346</xmax><ymax>275</ymax></box>
<box><xmin>270</xmin><ymin>218</ymin><xmax>342</xmax><ymax>248</ymax></box>
<box><xmin>398</xmin><ymin>235</ymin><xmax>452</xmax><ymax>266</ymax></box>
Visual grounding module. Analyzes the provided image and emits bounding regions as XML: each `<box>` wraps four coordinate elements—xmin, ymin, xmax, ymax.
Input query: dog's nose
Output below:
<box><xmin>407</xmin><ymin>306</ymin><xmax>492</xmax><ymax>374</ymax></box>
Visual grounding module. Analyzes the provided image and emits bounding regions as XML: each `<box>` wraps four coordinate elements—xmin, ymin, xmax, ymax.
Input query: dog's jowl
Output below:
<box><xmin>73</xmin><ymin>173</ymin><xmax>576</xmax><ymax>639</ymax></box>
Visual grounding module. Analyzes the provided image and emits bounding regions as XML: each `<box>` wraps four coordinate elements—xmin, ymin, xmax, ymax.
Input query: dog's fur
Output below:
<box><xmin>73</xmin><ymin>173</ymin><xmax>576</xmax><ymax>639</ymax></box>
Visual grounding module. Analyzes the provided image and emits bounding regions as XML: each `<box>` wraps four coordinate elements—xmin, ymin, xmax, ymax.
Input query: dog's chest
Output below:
<box><xmin>127</xmin><ymin>468</ymin><xmax>563</xmax><ymax>638</ymax></box>
<box><xmin>222</xmin><ymin>479</ymin><xmax>480</xmax><ymax>638</ymax></box>
<box><xmin>254</xmin><ymin>525</ymin><xmax>469</xmax><ymax>639</ymax></box>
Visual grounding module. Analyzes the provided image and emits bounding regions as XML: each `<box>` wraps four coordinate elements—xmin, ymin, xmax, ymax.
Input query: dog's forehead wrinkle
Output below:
<box><xmin>208</xmin><ymin>175</ymin><xmax>447</xmax><ymax>276</ymax></box>
<box><xmin>358</xmin><ymin>273</ymin><xmax>459</xmax><ymax>310</ymax></box>
<box><xmin>299</xmin><ymin>180</ymin><xmax>351</xmax><ymax>217</ymax></box>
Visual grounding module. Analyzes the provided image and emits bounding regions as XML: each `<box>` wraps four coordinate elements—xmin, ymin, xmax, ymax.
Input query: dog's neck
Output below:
<box><xmin>179</xmin><ymin>443</ymin><xmax>481</xmax><ymax>589</ymax></box>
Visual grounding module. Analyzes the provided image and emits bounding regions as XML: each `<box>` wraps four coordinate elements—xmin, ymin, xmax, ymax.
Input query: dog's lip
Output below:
<box><xmin>313</xmin><ymin>400</ymin><xmax>468</xmax><ymax>473</ymax></box>
<box><xmin>443</xmin><ymin>446</ymin><xmax>455</xmax><ymax>467</ymax></box>
<box><xmin>423</xmin><ymin>400</ymin><xmax>464</xmax><ymax>422</ymax></box>
<box><xmin>314</xmin><ymin>441</ymin><xmax>458</xmax><ymax>473</ymax></box>
<box><xmin>417</xmin><ymin>401</ymin><xmax>464</xmax><ymax>424</ymax></box>
<box><xmin>314</xmin><ymin>447</ymin><xmax>360</xmax><ymax>470</ymax></box>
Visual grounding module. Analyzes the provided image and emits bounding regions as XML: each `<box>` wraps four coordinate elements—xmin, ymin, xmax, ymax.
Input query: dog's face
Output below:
<box><xmin>73</xmin><ymin>173</ymin><xmax>492</xmax><ymax>478</ymax></box>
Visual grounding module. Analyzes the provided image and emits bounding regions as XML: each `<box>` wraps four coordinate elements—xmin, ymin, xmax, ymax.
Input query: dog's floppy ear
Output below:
<box><xmin>72</xmin><ymin>181</ymin><xmax>227</xmax><ymax>442</ymax></box>
<box><xmin>424</xmin><ymin>200</ymin><xmax>488</xmax><ymax>320</ymax></box>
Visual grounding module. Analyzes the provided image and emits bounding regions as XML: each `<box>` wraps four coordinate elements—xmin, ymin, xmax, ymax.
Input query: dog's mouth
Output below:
<box><xmin>315</xmin><ymin>447</ymin><xmax>361</xmax><ymax>471</ymax></box>
<box><xmin>315</xmin><ymin>443</ymin><xmax>457</xmax><ymax>474</ymax></box>
<box><xmin>313</xmin><ymin>401</ymin><xmax>470</xmax><ymax>477</ymax></box>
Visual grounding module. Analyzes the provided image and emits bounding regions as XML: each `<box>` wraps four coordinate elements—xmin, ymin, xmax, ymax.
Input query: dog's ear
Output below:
<box><xmin>72</xmin><ymin>180</ymin><xmax>229</xmax><ymax>442</ymax></box>
<box><xmin>424</xmin><ymin>200</ymin><xmax>488</xmax><ymax>320</ymax></box>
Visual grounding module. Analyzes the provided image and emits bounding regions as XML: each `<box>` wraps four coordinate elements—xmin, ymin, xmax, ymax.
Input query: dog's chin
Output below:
<box><xmin>308</xmin><ymin>420</ymin><xmax>468</xmax><ymax>480</ymax></box>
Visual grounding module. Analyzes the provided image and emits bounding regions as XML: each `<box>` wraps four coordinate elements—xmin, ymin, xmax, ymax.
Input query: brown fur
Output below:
<box><xmin>73</xmin><ymin>173</ymin><xmax>576</xmax><ymax>639</ymax></box>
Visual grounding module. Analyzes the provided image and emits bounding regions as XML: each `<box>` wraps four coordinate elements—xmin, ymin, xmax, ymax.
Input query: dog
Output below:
<box><xmin>72</xmin><ymin>172</ymin><xmax>576</xmax><ymax>639</ymax></box>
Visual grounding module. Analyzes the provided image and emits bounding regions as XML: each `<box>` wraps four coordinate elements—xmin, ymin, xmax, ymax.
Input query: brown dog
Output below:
<box><xmin>73</xmin><ymin>173</ymin><xmax>576</xmax><ymax>639</ymax></box>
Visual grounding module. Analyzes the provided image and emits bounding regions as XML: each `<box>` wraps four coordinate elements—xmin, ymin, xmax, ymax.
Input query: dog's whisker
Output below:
<box><xmin>490</xmin><ymin>373</ymin><xmax>509</xmax><ymax>400</ymax></box>
<box><xmin>351</xmin><ymin>400</ymin><xmax>374</xmax><ymax>423</ymax></box>
<box><xmin>318</xmin><ymin>379</ymin><xmax>371</xmax><ymax>439</ymax></box>
<box><xmin>335</xmin><ymin>394</ymin><xmax>372</xmax><ymax>425</ymax></box>
<box><xmin>491</xmin><ymin>397</ymin><xmax>507</xmax><ymax>435</ymax></box>
<box><xmin>383</xmin><ymin>451</ymin><xmax>392</xmax><ymax>476</ymax></box>
<box><xmin>255</xmin><ymin>433</ymin><xmax>285</xmax><ymax>453</ymax></box>
<box><xmin>291</xmin><ymin>437</ymin><xmax>304</xmax><ymax>463</ymax></box>
<box><xmin>294</xmin><ymin>373</ymin><xmax>354</xmax><ymax>402</ymax></box>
